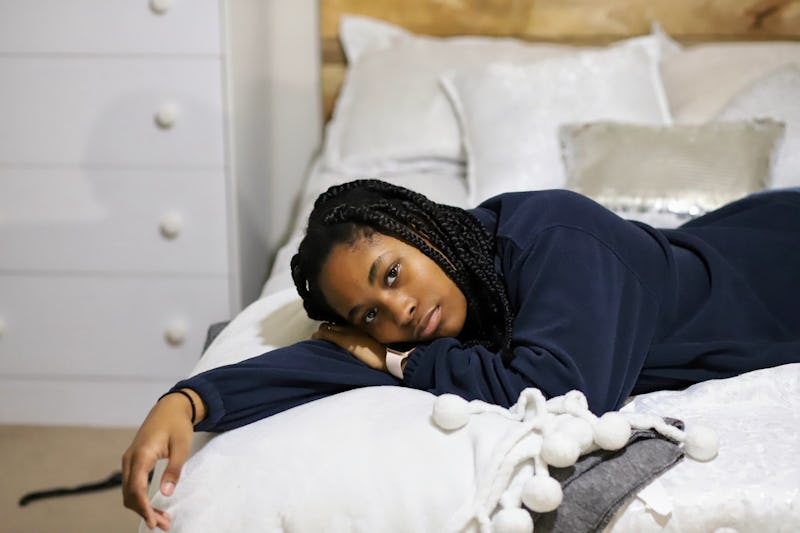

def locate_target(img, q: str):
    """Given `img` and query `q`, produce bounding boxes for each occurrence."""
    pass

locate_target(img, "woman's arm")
[168,339,398,432]
[122,340,398,528]
[285,221,667,415]
[403,225,667,414]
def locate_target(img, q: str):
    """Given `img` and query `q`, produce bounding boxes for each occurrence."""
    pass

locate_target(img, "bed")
[139,1,800,532]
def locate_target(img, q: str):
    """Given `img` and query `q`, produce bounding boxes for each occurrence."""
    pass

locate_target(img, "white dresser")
[0,0,243,426]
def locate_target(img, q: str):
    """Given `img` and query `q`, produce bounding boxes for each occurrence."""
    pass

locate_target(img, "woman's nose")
[385,294,416,326]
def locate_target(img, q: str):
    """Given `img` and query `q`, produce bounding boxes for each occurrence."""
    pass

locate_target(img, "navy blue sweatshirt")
[173,190,800,432]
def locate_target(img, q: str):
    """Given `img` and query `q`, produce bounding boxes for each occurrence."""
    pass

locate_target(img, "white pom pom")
[683,425,719,461]
[563,390,589,410]
[594,412,631,450]
[521,475,563,513]
[557,416,594,452]
[540,431,580,468]
[432,394,471,430]
[491,507,533,533]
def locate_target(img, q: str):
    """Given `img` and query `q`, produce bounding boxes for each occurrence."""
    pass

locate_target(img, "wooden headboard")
[320,0,800,120]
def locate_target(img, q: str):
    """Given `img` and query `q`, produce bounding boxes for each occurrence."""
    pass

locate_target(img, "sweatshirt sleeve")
[169,340,398,432]
[402,225,666,414]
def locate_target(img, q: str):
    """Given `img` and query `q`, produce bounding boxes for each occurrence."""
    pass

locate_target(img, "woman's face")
[317,232,467,345]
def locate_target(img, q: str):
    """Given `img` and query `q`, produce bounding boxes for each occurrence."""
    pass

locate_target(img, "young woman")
[123,180,800,530]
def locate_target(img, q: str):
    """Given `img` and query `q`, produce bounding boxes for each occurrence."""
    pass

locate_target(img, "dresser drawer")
[0,167,229,273]
[0,376,177,426]
[0,274,230,379]
[0,56,225,167]
[0,0,221,55]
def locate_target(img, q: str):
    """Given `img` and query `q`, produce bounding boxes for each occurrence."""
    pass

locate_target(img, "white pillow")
[148,387,516,533]
[441,43,671,205]
[262,162,472,298]
[661,42,800,124]
[146,383,699,533]
[323,15,678,177]
[290,160,471,235]
[715,66,800,189]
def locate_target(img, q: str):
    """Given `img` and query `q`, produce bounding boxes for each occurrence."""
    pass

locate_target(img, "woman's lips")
[417,305,441,339]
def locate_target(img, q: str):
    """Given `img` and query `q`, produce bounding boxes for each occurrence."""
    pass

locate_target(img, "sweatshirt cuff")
[169,374,225,432]
[400,346,429,388]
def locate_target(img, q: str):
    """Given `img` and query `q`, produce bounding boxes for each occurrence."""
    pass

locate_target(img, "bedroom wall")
[225,0,323,305]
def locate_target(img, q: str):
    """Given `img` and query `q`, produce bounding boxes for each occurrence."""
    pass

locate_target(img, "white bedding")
[614,364,800,532]
[141,286,800,533]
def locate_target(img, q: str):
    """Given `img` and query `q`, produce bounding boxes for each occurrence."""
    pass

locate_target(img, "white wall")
[223,0,323,308]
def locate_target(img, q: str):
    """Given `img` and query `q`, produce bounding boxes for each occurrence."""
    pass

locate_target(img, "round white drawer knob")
[149,0,173,15]
[164,320,187,347]
[154,103,179,129]
[159,212,183,239]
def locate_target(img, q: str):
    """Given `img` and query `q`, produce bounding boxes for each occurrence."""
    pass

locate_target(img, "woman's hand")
[122,390,201,531]
[312,322,387,371]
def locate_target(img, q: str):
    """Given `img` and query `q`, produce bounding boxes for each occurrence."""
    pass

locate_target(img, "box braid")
[291,179,514,357]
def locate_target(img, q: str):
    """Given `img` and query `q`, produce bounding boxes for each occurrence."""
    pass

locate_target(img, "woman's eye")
[386,264,399,286]
[363,308,378,325]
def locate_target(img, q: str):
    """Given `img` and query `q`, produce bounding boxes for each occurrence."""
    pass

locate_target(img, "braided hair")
[290,179,514,356]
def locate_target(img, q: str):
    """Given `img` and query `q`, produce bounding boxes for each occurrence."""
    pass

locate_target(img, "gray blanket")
[534,420,684,532]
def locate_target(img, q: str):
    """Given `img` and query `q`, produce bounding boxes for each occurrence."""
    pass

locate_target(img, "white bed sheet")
[613,364,800,532]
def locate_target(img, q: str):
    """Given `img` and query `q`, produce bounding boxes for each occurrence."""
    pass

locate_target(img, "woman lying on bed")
[123,179,800,530]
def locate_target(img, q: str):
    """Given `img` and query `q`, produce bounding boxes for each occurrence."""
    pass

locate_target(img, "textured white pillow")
[146,382,704,533]
[442,43,671,205]
[323,15,678,176]
[290,161,471,235]
[146,386,535,533]
[661,42,800,124]
[716,66,800,189]
[560,120,785,221]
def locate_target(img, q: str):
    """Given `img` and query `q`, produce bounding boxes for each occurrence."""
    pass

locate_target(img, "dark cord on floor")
[18,470,152,506]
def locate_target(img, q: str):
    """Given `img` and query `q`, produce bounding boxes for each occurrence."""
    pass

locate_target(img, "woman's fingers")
[121,395,193,528]
[153,508,172,531]
[312,323,387,370]
[122,448,159,528]
[160,434,190,496]
[122,447,177,530]
[311,322,340,342]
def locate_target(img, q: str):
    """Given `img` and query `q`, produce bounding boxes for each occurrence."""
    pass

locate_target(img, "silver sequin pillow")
[559,120,785,219]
